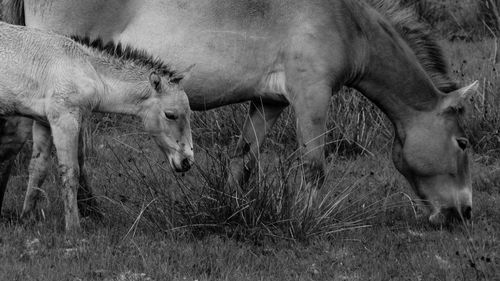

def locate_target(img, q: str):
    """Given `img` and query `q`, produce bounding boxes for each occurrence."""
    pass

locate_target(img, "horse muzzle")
[171,155,193,173]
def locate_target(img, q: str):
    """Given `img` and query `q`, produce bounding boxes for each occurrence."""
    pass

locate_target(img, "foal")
[0,22,194,232]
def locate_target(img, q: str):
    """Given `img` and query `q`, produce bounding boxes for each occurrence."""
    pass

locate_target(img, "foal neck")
[96,77,151,115]
[74,41,162,115]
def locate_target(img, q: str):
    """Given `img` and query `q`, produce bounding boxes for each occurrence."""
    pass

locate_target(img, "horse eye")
[456,138,469,151]
[164,112,178,120]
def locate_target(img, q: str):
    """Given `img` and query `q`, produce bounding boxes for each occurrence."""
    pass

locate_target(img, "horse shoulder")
[44,65,99,118]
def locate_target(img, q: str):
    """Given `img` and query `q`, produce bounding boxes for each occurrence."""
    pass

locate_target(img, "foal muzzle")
[169,152,194,173]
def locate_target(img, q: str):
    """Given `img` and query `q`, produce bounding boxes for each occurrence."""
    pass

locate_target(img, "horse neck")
[96,74,150,116]
[72,44,153,115]
[350,23,441,132]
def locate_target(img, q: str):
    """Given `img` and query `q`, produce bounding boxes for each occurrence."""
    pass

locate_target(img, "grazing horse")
[0,0,477,224]
[0,22,194,231]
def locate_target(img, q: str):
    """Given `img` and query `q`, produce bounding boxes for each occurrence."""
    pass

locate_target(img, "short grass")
[1,40,500,280]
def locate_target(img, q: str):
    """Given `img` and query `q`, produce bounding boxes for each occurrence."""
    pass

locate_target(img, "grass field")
[1,38,500,280]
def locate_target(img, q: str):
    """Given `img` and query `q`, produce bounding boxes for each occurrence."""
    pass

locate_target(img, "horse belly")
[24,0,134,40]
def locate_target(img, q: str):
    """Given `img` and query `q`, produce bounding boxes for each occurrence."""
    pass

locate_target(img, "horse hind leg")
[0,117,33,215]
[21,121,52,220]
[227,100,286,192]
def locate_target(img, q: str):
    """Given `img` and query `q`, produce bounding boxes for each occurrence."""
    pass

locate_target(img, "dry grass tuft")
[99,134,392,242]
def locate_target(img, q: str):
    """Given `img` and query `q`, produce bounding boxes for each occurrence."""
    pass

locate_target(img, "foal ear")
[440,81,479,113]
[170,64,195,86]
[149,71,162,92]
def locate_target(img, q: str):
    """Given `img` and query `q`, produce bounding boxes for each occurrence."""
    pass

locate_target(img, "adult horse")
[1,0,477,224]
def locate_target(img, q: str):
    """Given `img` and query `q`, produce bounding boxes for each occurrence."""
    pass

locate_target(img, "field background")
[1,1,500,280]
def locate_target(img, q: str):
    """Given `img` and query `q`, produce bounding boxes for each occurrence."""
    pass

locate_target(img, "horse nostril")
[462,206,472,220]
[181,158,191,170]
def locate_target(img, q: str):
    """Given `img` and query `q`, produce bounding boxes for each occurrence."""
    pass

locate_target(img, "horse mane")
[366,0,459,93]
[71,35,176,77]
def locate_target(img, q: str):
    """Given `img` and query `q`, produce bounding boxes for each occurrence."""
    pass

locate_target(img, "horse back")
[16,1,431,110]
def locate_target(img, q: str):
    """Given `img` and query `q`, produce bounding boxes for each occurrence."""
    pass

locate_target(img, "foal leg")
[48,112,82,232]
[0,117,33,213]
[76,129,99,218]
[21,121,52,219]
[21,122,97,219]
[228,101,286,190]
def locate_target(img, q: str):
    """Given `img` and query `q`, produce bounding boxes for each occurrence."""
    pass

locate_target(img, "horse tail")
[2,0,25,25]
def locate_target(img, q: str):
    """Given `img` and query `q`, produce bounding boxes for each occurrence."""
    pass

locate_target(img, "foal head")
[392,81,478,225]
[141,68,193,172]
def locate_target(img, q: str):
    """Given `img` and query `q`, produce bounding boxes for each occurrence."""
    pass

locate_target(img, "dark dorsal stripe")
[367,0,459,93]
[71,35,176,77]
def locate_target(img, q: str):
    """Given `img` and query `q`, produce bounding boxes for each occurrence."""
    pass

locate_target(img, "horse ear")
[149,71,162,92]
[440,81,479,113]
[170,64,195,86]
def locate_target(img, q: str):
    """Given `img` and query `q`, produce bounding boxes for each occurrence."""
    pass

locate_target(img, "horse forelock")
[365,0,459,93]
[70,35,176,77]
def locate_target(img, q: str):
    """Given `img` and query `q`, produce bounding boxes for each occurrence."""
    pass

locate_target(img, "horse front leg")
[21,121,52,220]
[48,111,82,232]
[289,81,332,209]
[283,34,338,210]
[0,117,33,214]
[23,122,99,219]
[296,86,331,200]
[228,101,286,191]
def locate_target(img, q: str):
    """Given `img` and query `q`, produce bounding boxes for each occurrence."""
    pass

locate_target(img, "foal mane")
[366,0,458,93]
[71,35,176,77]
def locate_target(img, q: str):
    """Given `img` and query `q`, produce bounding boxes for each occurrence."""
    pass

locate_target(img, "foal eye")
[164,112,178,120]
[456,138,469,151]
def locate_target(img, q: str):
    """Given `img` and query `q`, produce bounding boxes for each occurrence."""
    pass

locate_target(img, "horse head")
[392,81,478,224]
[142,67,194,172]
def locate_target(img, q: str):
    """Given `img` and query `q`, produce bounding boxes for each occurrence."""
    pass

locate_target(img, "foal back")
[0,23,100,118]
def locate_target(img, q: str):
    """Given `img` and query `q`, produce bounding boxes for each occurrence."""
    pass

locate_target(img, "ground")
[0,41,499,280]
